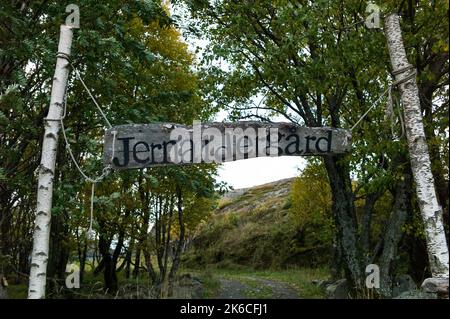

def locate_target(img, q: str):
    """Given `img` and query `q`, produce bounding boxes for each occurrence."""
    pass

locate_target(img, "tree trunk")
[0,198,13,277]
[123,227,134,279]
[134,172,150,279]
[406,235,430,283]
[80,239,87,284]
[418,53,449,225]
[324,155,363,290]
[93,258,105,276]
[360,191,381,258]
[28,25,73,299]
[132,248,141,279]
[98,234,117,293]
[0,198,12,258]
[330,232,343,280]
[143,248,157,284]
[47,210,70,294]
[76,228,88,284]
[123,244,132,279]
[160,200,174,298]
[168,186,185,294]
[385,14,449,277]
[378,166,412,297]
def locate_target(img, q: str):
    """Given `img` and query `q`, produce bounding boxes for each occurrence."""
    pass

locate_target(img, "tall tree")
[1,0,219,297]
[177,0,449,295]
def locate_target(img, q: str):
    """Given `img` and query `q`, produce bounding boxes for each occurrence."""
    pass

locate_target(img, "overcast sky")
[216,157,305,189]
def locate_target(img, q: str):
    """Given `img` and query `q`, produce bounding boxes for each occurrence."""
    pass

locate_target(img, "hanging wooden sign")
[103,122,352,170]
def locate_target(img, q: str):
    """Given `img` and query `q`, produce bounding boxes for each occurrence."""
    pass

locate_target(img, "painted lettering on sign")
[103,121,351,170]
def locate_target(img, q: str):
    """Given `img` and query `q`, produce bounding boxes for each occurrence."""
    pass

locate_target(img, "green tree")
[0,0,220,297]
[177,0,448,295]
[289,161,334,249]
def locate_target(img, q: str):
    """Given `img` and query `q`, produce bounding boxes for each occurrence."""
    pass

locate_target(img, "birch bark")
[28,25,73,299]
[384,14,449,278]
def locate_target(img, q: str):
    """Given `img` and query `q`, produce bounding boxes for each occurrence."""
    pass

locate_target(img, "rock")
[421,277,449,298]
[392,276,448,299]
[326,279,349,299]
[392,274,417,297]
[311,279,320,285]
[312,279,334,289]
[394,290,437,299]
[320,280,335,289]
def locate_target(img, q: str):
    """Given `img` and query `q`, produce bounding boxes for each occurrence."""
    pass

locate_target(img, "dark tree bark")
[134,171,150,279]
[47,209,70,294]
[0,190,15,273]
[98,232,116,293]
[330,232,343,280]
[143,248,157,284]
[101,208,129,293]
[378,165,412,297]
[406,235,431,283]
[360,192,382,259]
[132,247,141,279]
[75,227,88,284]
[324,155,363,290]
[123,240,133,279]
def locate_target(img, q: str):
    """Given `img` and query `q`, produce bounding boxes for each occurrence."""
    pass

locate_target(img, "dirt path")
[217,276,299,299]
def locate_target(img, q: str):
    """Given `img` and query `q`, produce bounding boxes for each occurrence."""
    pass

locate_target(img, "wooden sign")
[103,122,352,170]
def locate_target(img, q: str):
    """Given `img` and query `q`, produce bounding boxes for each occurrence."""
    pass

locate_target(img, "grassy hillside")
[182,178,331,270]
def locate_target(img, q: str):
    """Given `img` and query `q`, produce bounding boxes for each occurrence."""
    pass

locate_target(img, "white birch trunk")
[384,14,449,278]
[28,25,73,299]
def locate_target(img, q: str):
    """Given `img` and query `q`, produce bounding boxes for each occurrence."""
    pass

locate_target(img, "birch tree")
[384,14,449,278]
[28,25,73,299]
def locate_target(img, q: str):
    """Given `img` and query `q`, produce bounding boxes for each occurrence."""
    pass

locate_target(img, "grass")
[185,178,313,271]
[193,269,221,298]
[5,283,27,299]
[181,265,328,299]
[5,266,154,299]
[7,265,328,299]
[217,198,234,210]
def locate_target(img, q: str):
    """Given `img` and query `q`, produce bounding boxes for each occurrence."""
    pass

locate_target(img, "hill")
[182,178,331,269]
